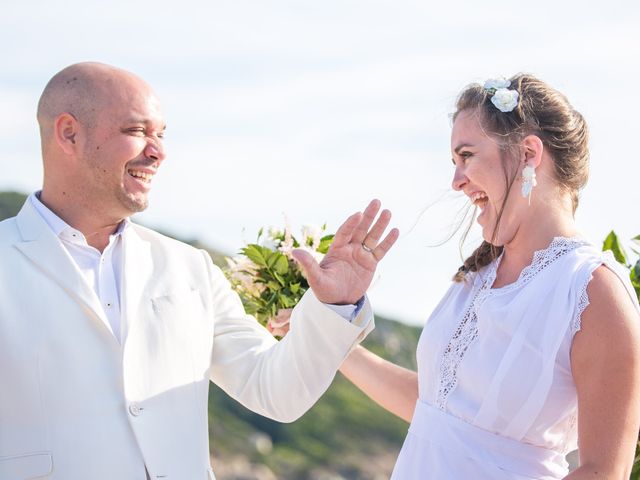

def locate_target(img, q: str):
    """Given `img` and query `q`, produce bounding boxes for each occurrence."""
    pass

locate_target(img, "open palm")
[292,199,399,305]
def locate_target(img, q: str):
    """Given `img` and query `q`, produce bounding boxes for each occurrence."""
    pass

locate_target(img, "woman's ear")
[53,112,80,155]
[521,135,544,169]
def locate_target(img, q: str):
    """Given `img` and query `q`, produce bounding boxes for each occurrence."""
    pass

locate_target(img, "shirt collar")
[29,191,130,244]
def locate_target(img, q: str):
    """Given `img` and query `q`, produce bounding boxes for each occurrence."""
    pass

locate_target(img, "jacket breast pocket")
[0,452,53,479]
[147,288,210,383]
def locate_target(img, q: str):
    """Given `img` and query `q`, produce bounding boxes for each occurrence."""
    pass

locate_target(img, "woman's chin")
[478,215,494,244]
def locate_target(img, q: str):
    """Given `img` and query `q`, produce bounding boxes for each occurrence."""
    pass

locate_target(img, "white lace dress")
[391,237,640,479]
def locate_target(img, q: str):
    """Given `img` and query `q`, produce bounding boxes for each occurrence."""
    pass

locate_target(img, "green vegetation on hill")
[0,191,27,219]
[208,315,418,479]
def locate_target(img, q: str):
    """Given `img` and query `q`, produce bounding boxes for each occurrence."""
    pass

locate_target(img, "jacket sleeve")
[202,250,374,422]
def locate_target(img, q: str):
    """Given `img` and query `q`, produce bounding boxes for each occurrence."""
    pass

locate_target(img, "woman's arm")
[340,345,418,422]
[565,266,640,479]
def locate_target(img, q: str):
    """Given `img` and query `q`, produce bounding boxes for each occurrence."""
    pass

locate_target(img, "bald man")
[0,63,399,479]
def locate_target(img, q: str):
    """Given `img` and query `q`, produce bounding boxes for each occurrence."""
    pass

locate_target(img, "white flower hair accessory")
[484,77,519,113]
[483,77,511,90]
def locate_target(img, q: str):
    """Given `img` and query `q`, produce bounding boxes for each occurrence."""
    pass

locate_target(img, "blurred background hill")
[1,190,419,479]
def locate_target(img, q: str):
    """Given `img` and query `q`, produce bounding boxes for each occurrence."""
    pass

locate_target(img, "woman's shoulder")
[572,264,640,377]
[568,239,640,336]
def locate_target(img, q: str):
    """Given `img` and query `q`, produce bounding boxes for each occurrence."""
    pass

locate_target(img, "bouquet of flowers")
[224,222,334,336]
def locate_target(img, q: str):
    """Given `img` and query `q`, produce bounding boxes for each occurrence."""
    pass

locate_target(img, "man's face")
[78,77,166,221]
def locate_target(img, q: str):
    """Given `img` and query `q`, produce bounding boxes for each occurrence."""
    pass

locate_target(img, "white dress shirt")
[30,192,127,342]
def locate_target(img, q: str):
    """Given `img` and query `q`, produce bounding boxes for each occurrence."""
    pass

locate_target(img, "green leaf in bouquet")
[274,254,289,275]
[266,280,281,292]
[631,259,640,287]
[242,244,269,267]
[264,291,278,308]
[632,234,640,245]
[265,251,287,275]
[602,230,629,266]
[318,234,335,254]
[266,252,278,268]
[272,271,286,287]
[257,227,264,242]
[278,293,294,308]
[290,282,301,294]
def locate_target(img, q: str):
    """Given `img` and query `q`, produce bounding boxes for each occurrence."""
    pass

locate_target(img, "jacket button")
[129,403,143,416]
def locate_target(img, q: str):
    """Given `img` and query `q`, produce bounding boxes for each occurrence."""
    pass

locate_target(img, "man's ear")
[521,134,544,169]
[54,113,80,155]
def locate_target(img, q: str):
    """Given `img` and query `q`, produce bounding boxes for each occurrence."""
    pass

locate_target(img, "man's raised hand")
[291,199,399,305]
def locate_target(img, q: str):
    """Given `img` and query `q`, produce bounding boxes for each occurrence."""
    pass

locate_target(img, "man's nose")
[144,138,165,162]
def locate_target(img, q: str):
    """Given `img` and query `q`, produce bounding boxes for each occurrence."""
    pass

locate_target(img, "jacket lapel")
[14,200,115,338]
[120,225,153,348]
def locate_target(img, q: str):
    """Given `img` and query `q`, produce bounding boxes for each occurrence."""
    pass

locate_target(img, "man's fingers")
[330,212,363,249]
[350,199,381,245]
[361,209,391,248]
[291,248,323,284]
[372,228,400,261]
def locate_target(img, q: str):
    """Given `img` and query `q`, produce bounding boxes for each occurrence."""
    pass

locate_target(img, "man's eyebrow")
[125,118,167,130]
[453,143,474,154]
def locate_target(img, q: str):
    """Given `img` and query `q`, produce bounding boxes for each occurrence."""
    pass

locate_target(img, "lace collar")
[477,236,590,299]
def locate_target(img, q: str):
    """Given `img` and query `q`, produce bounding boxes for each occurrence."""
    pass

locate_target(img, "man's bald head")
[36,62,151,143]
[37,62,166,231]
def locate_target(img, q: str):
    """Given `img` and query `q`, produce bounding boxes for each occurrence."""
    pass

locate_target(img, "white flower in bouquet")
[268,227,283,240]
[301,224,322,250]
[260,228,282,251]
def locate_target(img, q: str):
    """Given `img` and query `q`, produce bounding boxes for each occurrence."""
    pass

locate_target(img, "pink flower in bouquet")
[267,308,292,337]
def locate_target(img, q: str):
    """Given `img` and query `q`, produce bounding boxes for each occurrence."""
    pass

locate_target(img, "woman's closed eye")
[460,151,473,161]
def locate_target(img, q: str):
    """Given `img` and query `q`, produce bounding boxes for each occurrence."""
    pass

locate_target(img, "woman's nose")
[451,167,467,191]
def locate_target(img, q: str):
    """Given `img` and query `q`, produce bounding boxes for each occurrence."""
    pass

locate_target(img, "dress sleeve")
[571,251,640,338]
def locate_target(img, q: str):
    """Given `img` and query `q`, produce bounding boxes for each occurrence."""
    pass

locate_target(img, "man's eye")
[127,128,145,135]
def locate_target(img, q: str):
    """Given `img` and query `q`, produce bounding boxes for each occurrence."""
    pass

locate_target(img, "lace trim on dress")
[490,237,590,295]
[436,264,498,410]
[436,236,588,411]
[571,274,592,336]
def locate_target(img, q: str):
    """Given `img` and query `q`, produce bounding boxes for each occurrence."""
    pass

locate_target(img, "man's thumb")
[291,249,322,284]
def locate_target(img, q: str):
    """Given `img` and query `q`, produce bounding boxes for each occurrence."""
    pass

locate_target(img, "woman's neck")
[493,204,579,288]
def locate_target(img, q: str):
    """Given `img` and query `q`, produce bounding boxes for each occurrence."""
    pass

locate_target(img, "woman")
[341,74,640,479]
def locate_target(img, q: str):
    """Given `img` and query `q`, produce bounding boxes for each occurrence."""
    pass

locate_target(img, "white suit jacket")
[0,200,373,480]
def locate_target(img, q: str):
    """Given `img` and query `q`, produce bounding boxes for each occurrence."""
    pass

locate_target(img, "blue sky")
[2,0,639,325]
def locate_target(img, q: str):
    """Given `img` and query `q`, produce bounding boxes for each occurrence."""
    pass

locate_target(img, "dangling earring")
[521,164,537,205]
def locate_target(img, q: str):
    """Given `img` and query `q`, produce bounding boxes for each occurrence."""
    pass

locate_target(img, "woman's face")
[450,109,524,246]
